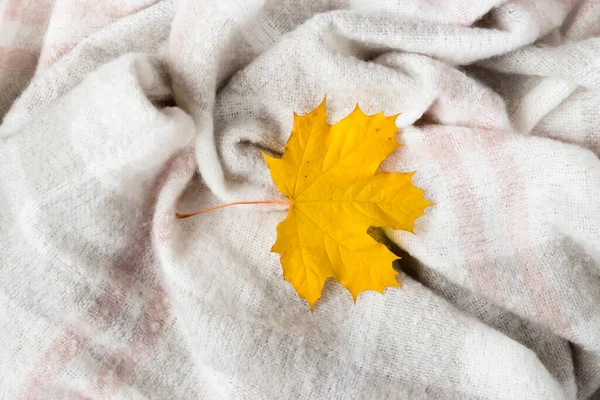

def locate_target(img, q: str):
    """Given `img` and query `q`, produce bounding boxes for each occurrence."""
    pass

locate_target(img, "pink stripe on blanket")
[2,0,54,24]
[17,149,193,398]
[492,139,571,335]
[422,126,570,334]
[94,287,171,397]
[424,127,507,303]
[38,43,76,68]
[17,327,92,400]
[3,0,27,21]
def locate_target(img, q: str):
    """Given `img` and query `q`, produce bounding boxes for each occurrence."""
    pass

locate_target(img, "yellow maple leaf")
[263,99,432,310]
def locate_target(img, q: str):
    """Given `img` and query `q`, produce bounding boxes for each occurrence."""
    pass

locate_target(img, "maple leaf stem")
[175,200,292,219]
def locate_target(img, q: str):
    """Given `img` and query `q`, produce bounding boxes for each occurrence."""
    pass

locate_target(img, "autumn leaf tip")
[262,151,274,163]
[305,297,318,312]
[420,194,435,208]
[317,96,327,109]
[372,287,385,295]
